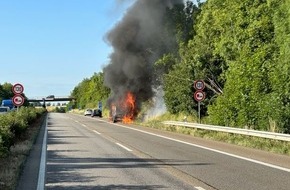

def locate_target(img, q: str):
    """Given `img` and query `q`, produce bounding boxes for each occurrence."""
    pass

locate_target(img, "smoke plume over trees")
[103,0,183,113]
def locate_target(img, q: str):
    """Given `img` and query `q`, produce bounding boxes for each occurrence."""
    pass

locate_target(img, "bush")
[0,114,15,157]
[0,107,46,157]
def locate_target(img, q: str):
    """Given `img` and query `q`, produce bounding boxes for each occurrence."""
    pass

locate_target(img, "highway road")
[20,113,290,190]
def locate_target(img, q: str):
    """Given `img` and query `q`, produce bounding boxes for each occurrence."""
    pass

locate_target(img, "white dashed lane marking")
[93,130,101,135]
[116,143,133,152]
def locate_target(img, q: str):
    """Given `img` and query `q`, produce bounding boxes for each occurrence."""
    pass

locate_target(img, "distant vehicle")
[46,95,55,100]
[84,109,93,116]
[0,106,10,114]
[1,99,14,110]
[91,109,102,117]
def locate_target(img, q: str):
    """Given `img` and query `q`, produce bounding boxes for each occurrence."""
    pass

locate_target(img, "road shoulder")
[16,115,47,190]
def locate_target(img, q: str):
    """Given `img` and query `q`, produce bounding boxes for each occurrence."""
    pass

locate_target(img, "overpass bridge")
[28,96,75,102]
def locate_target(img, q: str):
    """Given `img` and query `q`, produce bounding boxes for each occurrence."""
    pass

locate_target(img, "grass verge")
[0,113,46,190]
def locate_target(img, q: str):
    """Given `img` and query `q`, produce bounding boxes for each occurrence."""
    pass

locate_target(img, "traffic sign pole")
[193,80,206,123]
[12,83,25,110]
[193,90,205,124]
[198,101,200,124]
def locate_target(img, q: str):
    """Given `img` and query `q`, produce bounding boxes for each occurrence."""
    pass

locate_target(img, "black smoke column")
[103,0,183,116]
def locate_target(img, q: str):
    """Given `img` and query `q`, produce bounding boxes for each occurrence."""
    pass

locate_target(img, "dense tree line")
[0,83,15,103]
[161,0,290,133]
[69,72,110,109]
[72,0,290,133]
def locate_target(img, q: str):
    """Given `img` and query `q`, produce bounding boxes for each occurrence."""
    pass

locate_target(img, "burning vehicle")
[110,105,123,123]
[109,92,137,123]
[103,0,181,123]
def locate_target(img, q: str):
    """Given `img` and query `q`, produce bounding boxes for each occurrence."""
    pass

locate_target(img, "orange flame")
[122,92,136,123]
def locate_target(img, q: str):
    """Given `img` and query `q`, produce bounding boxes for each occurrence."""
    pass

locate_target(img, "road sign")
[12,94,25,106]
[12,83,24,94]
[193,80,205,90]
[194,90,206,102]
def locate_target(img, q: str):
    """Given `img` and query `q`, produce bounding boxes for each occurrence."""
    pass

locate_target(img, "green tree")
[0,84,4,103]
[1,83,14,99]
[162,0,225,116]
[160,1,204,115]
[270,0,290,133]
[163,60,195,114]
[70,72,110,109]
[207,0,279,131]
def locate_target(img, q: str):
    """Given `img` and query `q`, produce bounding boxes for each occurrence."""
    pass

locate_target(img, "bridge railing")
[27,96,75,102]
[162,121,290,142]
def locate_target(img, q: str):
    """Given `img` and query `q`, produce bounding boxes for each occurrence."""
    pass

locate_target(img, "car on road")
[84,109,93,116]
[110,105,123,122]
[0,106,10,114]
[91,109,102,117]
[46,95,55,100]
[112,113,123,123]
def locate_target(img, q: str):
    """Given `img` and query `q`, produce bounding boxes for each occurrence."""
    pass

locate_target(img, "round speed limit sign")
[12,83,24,94]
[194,90,206,102]
[193,80,205,90]
[12,94,25,106]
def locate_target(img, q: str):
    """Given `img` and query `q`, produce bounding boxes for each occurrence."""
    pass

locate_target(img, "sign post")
[198,101,200,124]
[12,83,25,110]
[193,80,206,123]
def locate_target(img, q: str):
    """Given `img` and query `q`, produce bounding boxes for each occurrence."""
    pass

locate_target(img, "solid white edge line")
[116,143,133,152]
[93,130,101,135]
[37,115,48,190]
[195,187,206,190]
[95,119,290,173]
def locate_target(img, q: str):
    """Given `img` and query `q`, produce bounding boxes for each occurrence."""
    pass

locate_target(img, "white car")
[0,106,10,114]
[84,109,93,116]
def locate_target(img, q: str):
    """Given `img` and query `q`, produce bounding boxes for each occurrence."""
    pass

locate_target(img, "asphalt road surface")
[18,113,290,190]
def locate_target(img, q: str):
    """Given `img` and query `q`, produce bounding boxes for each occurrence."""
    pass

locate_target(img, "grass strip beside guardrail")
[163,121,290,142]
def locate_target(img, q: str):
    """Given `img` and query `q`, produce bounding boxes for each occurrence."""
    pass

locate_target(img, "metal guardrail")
[162,121,290,142]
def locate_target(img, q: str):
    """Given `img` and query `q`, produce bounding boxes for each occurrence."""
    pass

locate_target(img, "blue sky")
[0,0,133,98]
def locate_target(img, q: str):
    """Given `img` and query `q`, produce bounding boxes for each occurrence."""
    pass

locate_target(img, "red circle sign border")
[193,80,205,91]
[194,90,206,102]
[12,94,25,106]
[12,83,24,95]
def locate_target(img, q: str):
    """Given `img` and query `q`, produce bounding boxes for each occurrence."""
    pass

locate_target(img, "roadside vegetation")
[0,107,46,190]
[137,112,290,156]
[2,0,290,189]
[69,0,290,134]
[68,0,290,155]
[67,72,110,110]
